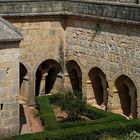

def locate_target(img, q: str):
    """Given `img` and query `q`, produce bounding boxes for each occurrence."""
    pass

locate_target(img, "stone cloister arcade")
[0,0,140,137]
[19,59,138,119]
[35,59,62,96]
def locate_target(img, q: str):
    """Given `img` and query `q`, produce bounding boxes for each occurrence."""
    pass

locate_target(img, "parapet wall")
[0,0,139,23]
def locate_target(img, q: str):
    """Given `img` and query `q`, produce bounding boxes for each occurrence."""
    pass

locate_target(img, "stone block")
[49,30,56,36]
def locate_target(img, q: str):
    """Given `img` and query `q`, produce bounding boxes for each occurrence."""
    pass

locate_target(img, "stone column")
[137,96,140,118]
[82,82,87,99]
[39,73,48,96]
[86,80,94,100]
[52,72,63,93]
[27,73,36,106]
[20,75,29,102]
[129,87,137,118]
[86,79,96,105]
[64,72,72,92]
[107,81,118,111]
[81,73,88,99]
[101,79,108,108]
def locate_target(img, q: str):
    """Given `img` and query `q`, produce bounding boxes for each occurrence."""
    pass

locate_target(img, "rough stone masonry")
[0,17,22,137]
[0,0,140,137]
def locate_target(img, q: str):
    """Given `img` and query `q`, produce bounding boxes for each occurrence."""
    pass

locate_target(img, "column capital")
[23,75,29,81]
[57,72,63,78]
[42,73,48,80]
[86,80,92,84]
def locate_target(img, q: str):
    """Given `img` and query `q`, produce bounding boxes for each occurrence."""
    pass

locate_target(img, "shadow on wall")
[20,63,28,102]
[19,104,27,133]
[66,60,82,97]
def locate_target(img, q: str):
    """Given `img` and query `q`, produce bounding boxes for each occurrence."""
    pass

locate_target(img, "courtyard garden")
[3,92,140,140]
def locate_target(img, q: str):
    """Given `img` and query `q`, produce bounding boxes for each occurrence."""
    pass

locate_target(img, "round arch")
[33,57,62,77]
[35,59,62,96]
[88,67,108,107]
[115,75,137,118]
[112,70,139,91]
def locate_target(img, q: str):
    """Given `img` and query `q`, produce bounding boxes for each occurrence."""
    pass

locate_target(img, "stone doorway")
[20,63,28,102]
[115,75,137,118]
[66,60,82,96]
[88,67,108,108]
[35,59,62,96]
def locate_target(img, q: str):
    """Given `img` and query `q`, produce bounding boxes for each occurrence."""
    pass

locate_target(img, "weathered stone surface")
[65,16,140,117]
[0,17,21,138]
[0,1,139,23]
[0,0,140,137]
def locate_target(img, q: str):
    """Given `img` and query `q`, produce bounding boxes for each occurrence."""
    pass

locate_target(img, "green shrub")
[48,93,64,105]
[83,105,107,119]
[59,91,86,121]
[36,96,59,130]
[84,105,126,121]
[60,116,124,129]
[48,93,125,129]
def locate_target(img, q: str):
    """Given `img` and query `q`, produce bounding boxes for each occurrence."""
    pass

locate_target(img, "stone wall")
[65,16,140,117]
[70,0,138,4]
[6,16,65,105]
[0,42,19,137]
[5,14,140,118]
[0,0,139,138]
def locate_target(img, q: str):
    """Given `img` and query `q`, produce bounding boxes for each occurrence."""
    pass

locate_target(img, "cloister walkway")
[19,100,44,134]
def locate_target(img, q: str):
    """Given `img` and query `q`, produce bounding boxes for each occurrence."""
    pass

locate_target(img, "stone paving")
[20,100,43,134]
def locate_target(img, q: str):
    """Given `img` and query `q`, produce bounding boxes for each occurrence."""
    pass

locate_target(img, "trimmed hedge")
[60,107,126,129]
[48,93,126,129]
[11,119,140,140]
[3,93,140,140]
[36,96,59,130]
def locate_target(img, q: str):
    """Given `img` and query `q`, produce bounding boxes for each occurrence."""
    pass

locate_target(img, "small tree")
[60,91,86,121]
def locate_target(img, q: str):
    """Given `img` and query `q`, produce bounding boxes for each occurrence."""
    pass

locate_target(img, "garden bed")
[2,93,140,140]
